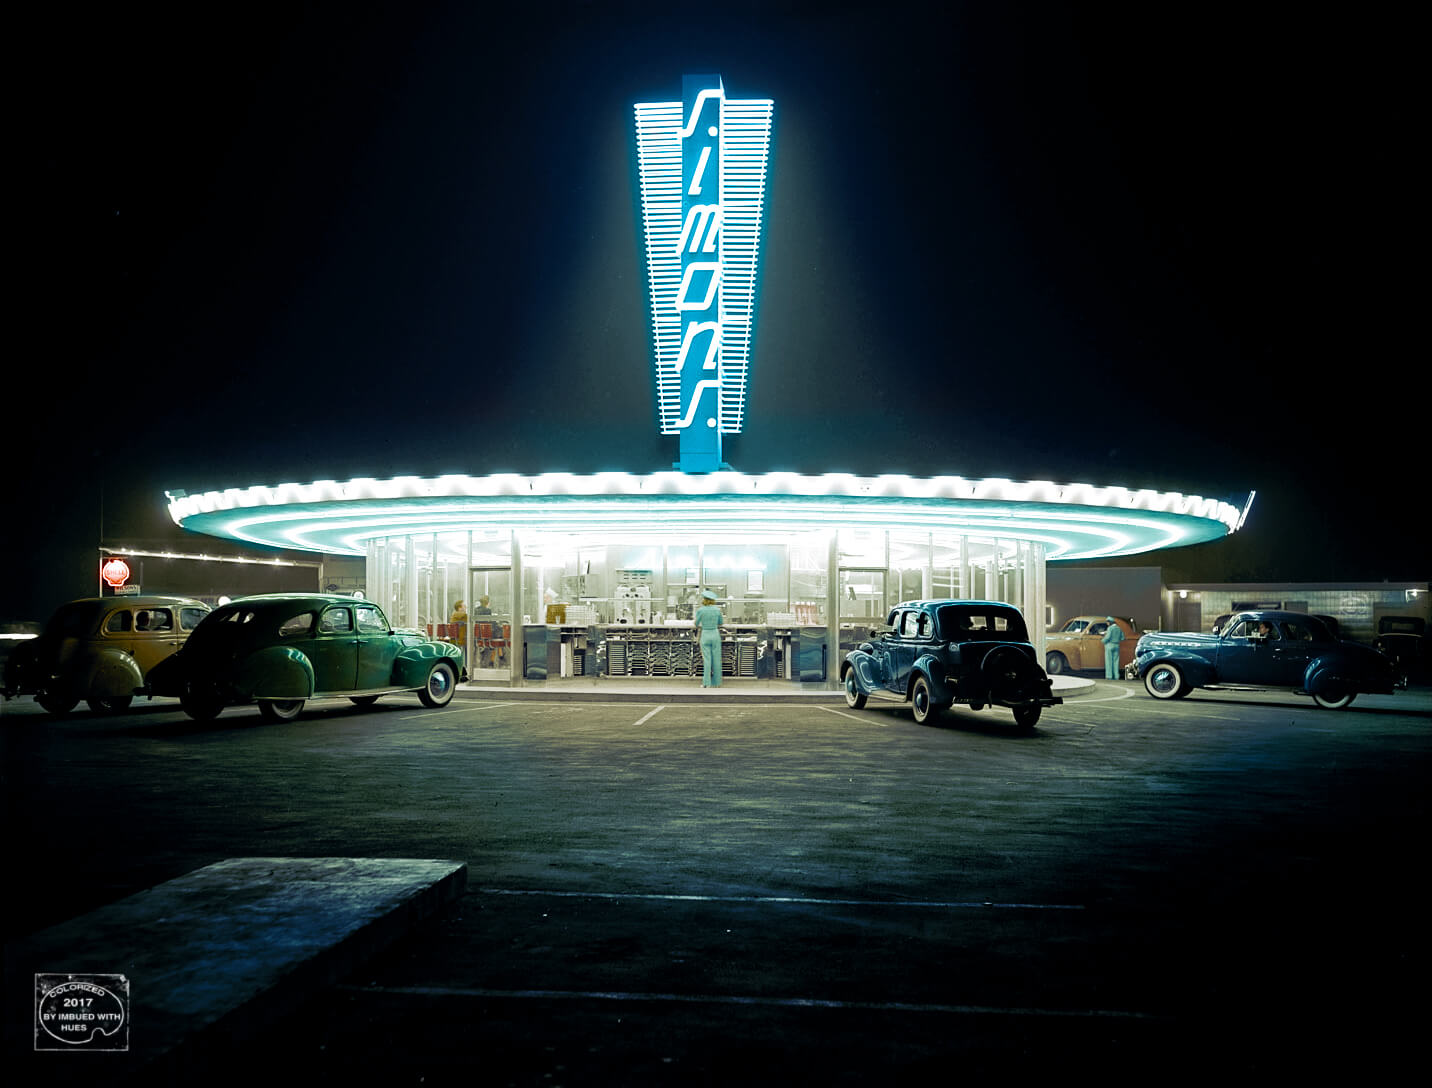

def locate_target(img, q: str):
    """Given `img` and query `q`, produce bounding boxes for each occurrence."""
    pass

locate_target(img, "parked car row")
[5,592,1408,724]
[3,593,465,721]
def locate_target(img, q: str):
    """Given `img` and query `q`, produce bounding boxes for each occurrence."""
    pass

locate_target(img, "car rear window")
[180,607,208,630]
[936,605,1028,642]
[105,610,132,633]
[279,612,316,638]
[135,608,174,632]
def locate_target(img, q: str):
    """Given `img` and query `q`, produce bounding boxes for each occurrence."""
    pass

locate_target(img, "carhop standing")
[694,589,725,688]
[1102,616,1126,679]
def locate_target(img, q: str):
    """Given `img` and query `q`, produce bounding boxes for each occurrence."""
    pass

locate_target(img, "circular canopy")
[166,472,1249,562]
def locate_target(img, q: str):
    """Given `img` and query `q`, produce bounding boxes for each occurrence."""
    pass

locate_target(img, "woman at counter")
[694,590,724,688]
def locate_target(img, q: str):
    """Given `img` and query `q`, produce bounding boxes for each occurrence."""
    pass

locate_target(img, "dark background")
[9,2,1423,621]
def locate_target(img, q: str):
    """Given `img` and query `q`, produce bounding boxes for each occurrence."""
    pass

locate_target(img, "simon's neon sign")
[635,75,772,473]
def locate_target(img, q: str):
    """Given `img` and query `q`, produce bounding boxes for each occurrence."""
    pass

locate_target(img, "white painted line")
[816,705,888,725]
[477,888,1084,911]
[342,983,1156,1021]
[633,705,666,727]
[397,702,521,719]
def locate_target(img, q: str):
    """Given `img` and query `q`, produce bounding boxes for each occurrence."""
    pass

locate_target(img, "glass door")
[839,568,888,623]
[469,567,513,681]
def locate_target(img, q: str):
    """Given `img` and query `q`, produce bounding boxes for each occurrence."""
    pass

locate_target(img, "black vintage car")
[840,600,1061,728]
[1134,610,1400,709]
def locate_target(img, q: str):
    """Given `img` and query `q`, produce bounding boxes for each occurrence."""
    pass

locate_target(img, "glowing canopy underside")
[166,473,1248,562]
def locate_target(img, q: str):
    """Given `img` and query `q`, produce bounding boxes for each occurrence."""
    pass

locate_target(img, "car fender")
[1044,638,1088,669]
[78,648,145,699]
[236,646,315,700]
[1302,653,1390,697]
[841,650,883,695]
[391,642,464,688]
[912,653,955,704]
[1136,649,1217,686]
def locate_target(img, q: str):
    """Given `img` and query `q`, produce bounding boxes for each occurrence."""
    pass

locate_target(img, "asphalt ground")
[3,683,1429,1083]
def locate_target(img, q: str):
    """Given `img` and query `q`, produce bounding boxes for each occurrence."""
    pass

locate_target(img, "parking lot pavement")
[3,689,1429,1081]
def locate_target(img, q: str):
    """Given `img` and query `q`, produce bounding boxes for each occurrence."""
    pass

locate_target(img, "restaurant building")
[162,75,1250,686]
[165,473,1247,686]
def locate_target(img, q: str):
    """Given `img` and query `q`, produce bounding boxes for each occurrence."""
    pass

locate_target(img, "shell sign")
[100,557,132,589]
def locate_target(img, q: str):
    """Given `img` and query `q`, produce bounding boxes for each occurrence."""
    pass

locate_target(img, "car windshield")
[936,605,1028,642]
[1059,619,1090,633]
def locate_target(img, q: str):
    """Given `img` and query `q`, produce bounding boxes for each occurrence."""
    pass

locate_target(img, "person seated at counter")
[448,600,467,645]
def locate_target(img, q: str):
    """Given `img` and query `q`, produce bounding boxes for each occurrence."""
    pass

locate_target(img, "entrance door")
[839,569,887,622]
[469,567,513,680]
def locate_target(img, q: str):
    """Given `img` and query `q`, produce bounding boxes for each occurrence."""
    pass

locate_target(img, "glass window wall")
[366,525,1047,682]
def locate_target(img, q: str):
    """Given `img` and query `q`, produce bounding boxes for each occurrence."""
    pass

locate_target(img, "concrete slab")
[7,857,465,1080]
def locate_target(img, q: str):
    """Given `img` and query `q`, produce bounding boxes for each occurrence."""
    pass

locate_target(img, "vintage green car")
[3,595,212,715]
[147,593,465,722]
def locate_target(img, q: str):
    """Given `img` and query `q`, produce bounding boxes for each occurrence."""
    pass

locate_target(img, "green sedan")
[148,593,465,722]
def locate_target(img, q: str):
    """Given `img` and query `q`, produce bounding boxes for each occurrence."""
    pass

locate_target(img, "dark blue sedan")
[1134,610,1400,709]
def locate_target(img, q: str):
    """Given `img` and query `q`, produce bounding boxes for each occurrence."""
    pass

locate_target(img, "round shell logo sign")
[100,557,132,589]
[35,974,129,1051]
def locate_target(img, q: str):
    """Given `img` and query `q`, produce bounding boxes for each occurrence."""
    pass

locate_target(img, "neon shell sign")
[635,75,773,473]
[101,557,132,589]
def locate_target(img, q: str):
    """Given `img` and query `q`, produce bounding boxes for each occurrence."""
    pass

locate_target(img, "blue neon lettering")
[678,205,721,254]
[675,321,720,374]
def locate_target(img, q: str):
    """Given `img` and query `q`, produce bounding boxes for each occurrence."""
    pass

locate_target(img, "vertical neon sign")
[635,75,772,472]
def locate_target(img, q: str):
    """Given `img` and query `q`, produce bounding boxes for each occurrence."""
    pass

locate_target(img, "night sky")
[9,2,1423,621]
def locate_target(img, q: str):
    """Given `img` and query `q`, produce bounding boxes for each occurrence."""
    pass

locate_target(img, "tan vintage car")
[1044,615,1141,675]
[2,595,211,714]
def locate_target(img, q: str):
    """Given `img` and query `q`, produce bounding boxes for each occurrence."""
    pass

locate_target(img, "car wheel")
[87,696,134,713]
[843,670,868,709]
[36,691,79,716]
[349,695,381,706]
[910,675,941,724]
[1143,662,1189,700]
[1045,652,1068,675]
[258,699,305,722]
[1013,704,1041,729]
[180,692,225,721]
[418,661,457,708]
[1311,688,1356,710]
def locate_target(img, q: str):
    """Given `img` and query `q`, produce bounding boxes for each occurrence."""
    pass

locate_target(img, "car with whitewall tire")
[147,593,465,722]
[1134,610,1399,709]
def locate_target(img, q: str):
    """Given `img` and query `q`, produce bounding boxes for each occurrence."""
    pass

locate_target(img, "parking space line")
[633,705,666,727]
[816,705,891,725]
[397,702,520,719]
[341,983,1155,1020]
[477,888,1084,911]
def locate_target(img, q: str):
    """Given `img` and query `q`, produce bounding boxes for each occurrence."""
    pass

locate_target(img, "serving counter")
[520,623,835,682]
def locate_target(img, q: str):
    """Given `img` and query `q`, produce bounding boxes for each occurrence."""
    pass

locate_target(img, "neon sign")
[635,75,773,472]
[101,557,131,589]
